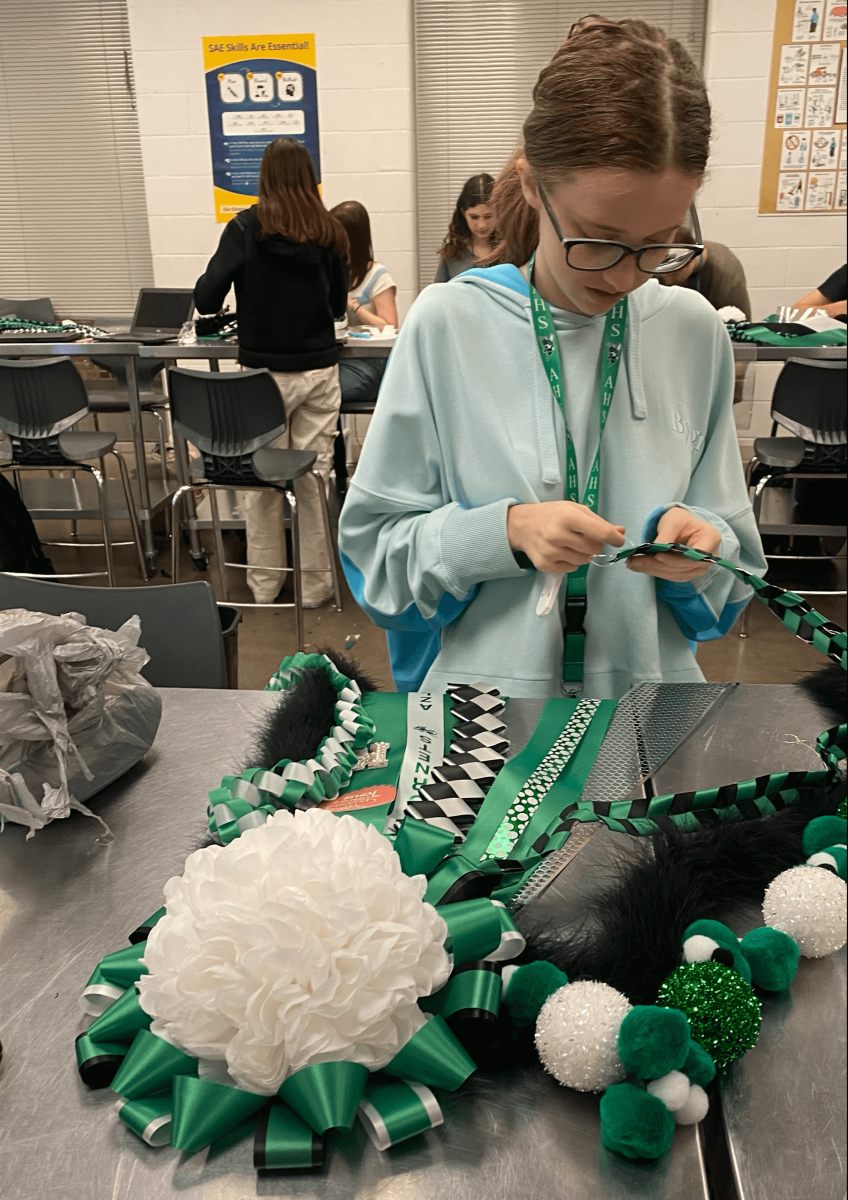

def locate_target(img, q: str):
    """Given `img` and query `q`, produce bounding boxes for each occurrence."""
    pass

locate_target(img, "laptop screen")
[132,289,194,331]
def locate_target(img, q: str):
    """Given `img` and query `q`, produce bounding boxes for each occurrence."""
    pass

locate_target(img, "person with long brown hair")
[339,18,765,697]
[194,138,349,607]
[434,173,497,281]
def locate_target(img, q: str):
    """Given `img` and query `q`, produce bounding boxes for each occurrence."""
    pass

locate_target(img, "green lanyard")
[527,254,627,691]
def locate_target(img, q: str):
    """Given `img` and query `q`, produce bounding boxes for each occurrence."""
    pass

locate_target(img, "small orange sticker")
[319,785,396,812]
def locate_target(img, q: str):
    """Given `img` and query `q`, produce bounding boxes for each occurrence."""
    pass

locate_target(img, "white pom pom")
[647,1070,691,1112]
[535,980,631,1093]
[682,935,720,964]
[763,866,847,958]
[675,1084,710,1126]
[717,305,747,323]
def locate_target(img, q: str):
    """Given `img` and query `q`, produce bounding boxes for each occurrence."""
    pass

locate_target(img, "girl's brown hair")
[329,200,373,289]
[256,138,348,255]
[439,173,496,261]
[488,17,711,266]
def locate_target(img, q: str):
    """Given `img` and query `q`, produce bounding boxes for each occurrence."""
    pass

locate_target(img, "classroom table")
[0,682,843,1200]
[0,339,392,573]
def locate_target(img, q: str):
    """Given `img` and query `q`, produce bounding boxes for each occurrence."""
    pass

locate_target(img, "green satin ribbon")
[75,1031,127,1088]
[86,986,150,1044]
[394,817,455,877]
[383,1015,476,1089]
[254,1101,323,1170]
[358,1081,442,1150]
[111,1029,197,1099]
[278,1061,369,1134]
[116,1092,173,1146]
[431,962,502,1023]
[93,943,148,989]
[129,907,166,944]
[170,1076,266,1156]
[441,898,504,964]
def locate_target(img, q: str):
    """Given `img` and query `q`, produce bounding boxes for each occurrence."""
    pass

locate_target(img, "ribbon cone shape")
[170,1076,267,1156]
[111,1029,198,1100]
[357,1081,443,1151]
[278,1061,369,1134]
[254,1102,324,1171]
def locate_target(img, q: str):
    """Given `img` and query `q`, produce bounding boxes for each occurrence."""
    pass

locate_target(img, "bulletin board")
[759,0,846,213]
[202,34,320,222]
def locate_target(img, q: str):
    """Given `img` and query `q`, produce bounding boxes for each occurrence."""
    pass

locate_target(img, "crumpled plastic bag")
[0,608,162,838]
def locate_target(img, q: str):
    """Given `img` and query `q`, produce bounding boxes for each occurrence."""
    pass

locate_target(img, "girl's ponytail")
[487,18,710,267]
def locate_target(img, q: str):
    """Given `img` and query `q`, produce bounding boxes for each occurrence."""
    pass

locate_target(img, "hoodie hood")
[239,206,327,265]
[454,263,680,420]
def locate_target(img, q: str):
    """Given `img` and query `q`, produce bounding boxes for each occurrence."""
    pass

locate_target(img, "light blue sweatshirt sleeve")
[337,292,527,687]
[642,324,767,642]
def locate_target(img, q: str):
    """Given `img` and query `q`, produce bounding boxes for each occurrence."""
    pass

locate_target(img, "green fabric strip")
[358,1081,440,1149]
[440,963,502,1021]
[116,1091,173,1146]
[255,1101,322,1170]
[340,691,408,793]
[278,1061,369,1134]
[461,698,578,862]
[110,1028,197,1100]
[170,1076,266,1155]
[383,1014,476,1090]
[87,986,150,1044]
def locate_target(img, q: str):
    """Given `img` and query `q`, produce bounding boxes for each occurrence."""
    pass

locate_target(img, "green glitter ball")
[657,961,762,1070]
[837,798,847,821]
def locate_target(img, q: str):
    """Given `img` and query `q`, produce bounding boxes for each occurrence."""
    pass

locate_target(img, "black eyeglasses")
[538,185,705,276]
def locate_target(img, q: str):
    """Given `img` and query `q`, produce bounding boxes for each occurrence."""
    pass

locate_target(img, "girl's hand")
[626,507,721,581]
[507,501,625,574]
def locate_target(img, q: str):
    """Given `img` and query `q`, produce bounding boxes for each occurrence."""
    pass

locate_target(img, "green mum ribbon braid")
[207,654,376,842]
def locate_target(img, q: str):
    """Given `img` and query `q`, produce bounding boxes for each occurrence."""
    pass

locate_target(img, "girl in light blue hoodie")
[339,18,766,699]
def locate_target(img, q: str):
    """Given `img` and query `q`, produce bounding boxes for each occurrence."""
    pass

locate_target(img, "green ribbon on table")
[357,1080,443,1150]
[75,1031,128,1089]
[170,1076,267,1156]
[382,1015,476,1089]
[86,985,150,1044]
[278,1061,369,1134]
[129,907,166,945]
[254,1102,324,1171]
[111,1029,197,1099]
[80,943,149,1016]
[116,1092,173,1146]
[428,962,503,1025]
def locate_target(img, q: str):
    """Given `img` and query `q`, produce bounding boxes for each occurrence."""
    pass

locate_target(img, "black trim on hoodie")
[193,206,349,372]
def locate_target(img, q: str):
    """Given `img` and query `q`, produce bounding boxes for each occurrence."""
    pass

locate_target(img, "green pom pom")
[740,926,800,991]
[837,798,847,821]
[682,1040,716,1088]
[802,816,848,858]
[658,962,761,1070]
[504,961,569,1027]
[600,1082,675,1160]
[617,1005,690,1079]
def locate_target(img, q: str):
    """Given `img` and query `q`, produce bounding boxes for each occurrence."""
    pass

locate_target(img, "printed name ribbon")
[528,543,847,858]
[75,814,525,1165]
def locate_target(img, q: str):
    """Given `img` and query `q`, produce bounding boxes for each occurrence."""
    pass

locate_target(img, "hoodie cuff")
[439,498,527,597]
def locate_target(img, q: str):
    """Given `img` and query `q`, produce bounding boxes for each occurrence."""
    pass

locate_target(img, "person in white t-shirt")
[329,201,399,486]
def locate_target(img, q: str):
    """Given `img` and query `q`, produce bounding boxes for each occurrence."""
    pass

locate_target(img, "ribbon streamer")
[254,1101,324,1171]
[115,1093,173,1147]
[357,1081,443,1150]
[111,1029,198,1099]
[278,1061,370,1134]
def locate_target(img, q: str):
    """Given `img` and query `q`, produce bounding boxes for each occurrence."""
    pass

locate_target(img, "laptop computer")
[98,287,195,343]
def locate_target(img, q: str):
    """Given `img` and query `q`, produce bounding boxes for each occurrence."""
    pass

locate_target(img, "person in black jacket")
[194,138,349,606]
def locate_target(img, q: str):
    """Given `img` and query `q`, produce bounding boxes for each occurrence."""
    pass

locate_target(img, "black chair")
[87,355,170,488]
[0,575,241,689]
[742,357,846,636]
[167,366,342,651]
[0,297,57,323]
[0,357,145,584]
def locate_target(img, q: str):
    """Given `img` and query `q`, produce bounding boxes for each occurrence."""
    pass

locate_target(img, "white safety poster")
[760,0,846,213]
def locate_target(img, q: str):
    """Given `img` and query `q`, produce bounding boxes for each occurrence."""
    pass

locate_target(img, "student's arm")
[352,287,398,329]
[628,323,767,640]
[792,265,848,318]
[193,219,245,314]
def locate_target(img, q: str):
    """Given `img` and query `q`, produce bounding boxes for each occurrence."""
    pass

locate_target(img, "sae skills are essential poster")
[202,34,319,222]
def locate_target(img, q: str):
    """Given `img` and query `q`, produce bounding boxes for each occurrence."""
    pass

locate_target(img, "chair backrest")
[0,357,89,441]
[0,296,57,323]
[0,576,233,688]
[771,358,847,446]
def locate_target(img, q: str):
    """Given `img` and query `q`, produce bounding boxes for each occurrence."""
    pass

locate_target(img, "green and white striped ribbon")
[208,654,376,842]
[481,699,601,860]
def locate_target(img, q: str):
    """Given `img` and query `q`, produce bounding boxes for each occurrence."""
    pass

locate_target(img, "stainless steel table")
[0,685,843,1199]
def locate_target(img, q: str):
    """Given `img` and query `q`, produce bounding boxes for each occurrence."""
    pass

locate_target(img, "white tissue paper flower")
[137,808,450,1094]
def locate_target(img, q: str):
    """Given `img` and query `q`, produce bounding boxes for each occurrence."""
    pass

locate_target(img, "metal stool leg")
[89,465,115,586]
[170,483,194,585]
[738,600,752,639]
[208,486,229,601]
[313,468,343,612]
[110,448,147,580]
[287,486,305,651]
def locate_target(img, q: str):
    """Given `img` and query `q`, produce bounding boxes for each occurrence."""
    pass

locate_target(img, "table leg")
[125,353,156,569]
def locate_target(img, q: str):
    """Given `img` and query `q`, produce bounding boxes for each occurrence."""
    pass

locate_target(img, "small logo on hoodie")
[672,411,705,451]
[606,342,622,365]
[540,335,555,356]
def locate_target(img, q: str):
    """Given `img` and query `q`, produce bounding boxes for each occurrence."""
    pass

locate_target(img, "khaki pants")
[242,365,341,604]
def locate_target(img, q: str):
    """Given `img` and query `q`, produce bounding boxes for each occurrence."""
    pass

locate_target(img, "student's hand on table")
[507,501,625,574]
[626,506,721,581]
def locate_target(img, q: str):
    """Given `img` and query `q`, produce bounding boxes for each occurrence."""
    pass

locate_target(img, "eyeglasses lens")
[566,242,626,271]
[642,247,695,273]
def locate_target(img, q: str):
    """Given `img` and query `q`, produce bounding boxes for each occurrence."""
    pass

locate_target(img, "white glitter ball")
[535,980,632,1093]
[763,866,847,958]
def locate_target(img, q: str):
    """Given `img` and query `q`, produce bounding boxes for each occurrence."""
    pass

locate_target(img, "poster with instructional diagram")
[759,0,846,212]
[202,34,320,222]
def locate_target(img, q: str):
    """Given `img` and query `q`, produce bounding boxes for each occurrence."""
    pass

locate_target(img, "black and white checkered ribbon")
[406,683,507,842]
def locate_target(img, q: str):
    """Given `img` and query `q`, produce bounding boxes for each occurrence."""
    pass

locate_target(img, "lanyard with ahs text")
[527,254,627,692]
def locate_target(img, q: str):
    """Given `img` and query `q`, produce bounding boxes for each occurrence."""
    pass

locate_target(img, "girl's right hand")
[507,501,625,574]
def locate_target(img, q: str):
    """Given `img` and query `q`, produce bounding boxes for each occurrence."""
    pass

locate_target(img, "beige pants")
[242,365,341,604]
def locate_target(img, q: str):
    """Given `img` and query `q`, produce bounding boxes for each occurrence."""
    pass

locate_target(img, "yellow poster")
[759,1,846,213]
[201,35,319,222]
